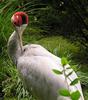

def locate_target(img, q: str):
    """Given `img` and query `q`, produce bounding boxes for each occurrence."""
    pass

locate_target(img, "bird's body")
[8,12,84,100]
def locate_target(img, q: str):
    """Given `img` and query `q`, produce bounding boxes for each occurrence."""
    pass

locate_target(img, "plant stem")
[63,65,70,92]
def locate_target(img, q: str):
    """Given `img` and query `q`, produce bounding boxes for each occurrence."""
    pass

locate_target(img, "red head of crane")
[11,12,28,26]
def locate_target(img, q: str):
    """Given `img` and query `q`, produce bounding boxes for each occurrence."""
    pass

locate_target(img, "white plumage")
[8,12,84,100]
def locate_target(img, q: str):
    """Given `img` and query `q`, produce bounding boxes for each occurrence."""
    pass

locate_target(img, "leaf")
[66,71,73,77]
[71,90,81,100]
[52,69,62,75]
[71,65,78,71]
[58,88,70,97]
[70,78,79,86]
[61,57,68,66]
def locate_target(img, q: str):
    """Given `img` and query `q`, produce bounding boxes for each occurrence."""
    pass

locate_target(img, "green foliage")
[83,89,88,100]
[52,69,62,75]
[71,91,81,100]
[1,60,29,99]
[59,89,81,100]
[78,72,88,87]
[2,67,18,97]
[58,88,70,97]
[38,36,79,58]
[53,57,81,100]
[70,78,79,86]
[61,57,68,66]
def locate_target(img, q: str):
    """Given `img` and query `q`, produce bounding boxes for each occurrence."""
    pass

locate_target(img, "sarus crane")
[7,12,84,100]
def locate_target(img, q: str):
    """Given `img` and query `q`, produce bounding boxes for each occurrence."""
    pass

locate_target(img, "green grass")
[38,36,79,57]
[4,97,29,100]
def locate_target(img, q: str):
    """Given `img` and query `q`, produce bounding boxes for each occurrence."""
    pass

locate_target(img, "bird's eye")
[21,15,27,24]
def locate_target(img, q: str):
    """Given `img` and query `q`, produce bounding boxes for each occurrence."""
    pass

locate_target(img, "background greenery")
[0,0,88,100]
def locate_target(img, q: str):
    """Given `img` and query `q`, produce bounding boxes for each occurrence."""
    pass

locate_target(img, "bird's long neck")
[8,31,23,65]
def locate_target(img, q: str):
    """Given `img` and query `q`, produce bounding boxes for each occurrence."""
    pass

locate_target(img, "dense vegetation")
[0,0,88,100]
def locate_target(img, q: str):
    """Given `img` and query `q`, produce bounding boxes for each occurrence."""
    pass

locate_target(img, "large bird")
[8,12,84,100]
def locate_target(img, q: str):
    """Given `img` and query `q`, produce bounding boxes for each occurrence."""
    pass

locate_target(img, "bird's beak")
[16,24,27,53]
[16,26,23,52]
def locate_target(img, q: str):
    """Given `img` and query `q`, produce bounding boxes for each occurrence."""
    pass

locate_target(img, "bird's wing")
[22,44,84,99]
[23,44,61,66]
[17,56,70,100]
